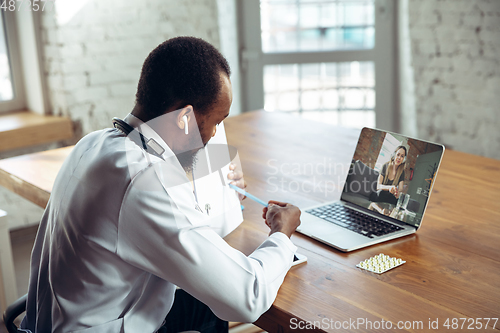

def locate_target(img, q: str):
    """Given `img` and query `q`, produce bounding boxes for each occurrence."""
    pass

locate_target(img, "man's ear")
[177,105,194,131]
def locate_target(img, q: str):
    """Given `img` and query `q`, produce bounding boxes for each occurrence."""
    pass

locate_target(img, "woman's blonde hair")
[383,146,407,186]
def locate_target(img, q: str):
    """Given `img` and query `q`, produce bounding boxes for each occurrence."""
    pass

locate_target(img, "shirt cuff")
[268,232,298,254]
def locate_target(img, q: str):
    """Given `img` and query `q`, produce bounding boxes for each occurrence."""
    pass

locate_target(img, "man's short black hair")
[135,36,231,119]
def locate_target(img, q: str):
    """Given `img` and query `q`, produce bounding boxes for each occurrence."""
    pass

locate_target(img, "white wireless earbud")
[182,115,188,135]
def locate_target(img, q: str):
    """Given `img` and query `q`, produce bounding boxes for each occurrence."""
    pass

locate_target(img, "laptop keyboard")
[306,203,403,238]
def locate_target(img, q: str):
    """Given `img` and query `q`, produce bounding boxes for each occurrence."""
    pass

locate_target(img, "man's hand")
[262,200,301,238]
[228,162,247,200]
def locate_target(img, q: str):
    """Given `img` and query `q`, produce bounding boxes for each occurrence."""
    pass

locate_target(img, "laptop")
[296,127,445,252]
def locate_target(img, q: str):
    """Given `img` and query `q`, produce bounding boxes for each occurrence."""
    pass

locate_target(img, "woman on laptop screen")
[369,145,407,205]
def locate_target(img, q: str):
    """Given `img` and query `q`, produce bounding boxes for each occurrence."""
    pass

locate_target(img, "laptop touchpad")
[299,217,344,235]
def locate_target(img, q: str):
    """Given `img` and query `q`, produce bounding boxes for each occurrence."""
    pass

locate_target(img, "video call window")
[342,128,443,227]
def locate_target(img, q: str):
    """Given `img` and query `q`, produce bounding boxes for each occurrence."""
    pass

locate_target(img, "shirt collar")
[123,114,205,221]
[123,113,175,160]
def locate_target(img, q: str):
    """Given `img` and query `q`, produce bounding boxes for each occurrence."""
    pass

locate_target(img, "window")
[0,11,25,113]
[0,13,13,101]
[263,61,375,128]
[261,0,374,53]
[239,0,397,130]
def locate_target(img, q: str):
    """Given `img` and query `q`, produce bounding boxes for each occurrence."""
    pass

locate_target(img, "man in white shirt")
[21,36,301,333]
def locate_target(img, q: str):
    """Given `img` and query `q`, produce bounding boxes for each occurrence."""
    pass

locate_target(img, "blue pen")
[228,183,268,207]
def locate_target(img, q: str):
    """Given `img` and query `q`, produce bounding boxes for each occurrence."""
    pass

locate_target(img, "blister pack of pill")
[356,253,405,274]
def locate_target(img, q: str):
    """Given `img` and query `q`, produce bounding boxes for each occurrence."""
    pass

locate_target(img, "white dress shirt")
[21,114,297,333]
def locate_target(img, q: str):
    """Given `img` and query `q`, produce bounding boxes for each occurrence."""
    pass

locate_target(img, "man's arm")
[117,167,298,323]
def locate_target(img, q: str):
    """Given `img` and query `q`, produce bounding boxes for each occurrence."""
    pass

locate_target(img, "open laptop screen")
[341,127,444,228]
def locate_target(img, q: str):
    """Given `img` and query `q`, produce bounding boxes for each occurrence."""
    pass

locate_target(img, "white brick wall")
[0,0,226,229]
[41,0,222,134]
[408,0,500,159]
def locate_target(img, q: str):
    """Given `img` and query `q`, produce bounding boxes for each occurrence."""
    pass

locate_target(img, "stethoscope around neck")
[112,117,211,215]
[112,117,165,160]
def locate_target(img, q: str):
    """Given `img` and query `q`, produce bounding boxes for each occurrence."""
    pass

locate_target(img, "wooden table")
[1,111,499,332]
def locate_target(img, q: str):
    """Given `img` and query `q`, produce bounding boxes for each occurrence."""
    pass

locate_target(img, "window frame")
[0,10,26,113]
[238,0,398,131]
